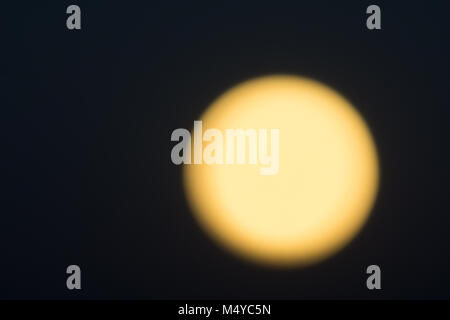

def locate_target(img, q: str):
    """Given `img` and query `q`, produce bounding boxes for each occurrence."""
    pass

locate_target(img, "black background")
[2,1,450,299]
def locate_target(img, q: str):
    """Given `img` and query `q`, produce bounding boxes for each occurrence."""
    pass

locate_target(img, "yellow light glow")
[184,75,379,267]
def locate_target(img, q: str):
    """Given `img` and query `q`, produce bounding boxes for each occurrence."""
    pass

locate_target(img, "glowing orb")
[184,75,379,267]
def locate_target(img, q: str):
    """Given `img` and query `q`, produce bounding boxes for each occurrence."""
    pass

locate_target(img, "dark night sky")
[2,1,450,299]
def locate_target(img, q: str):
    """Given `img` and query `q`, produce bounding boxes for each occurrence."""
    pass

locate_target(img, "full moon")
[183,75,379,267]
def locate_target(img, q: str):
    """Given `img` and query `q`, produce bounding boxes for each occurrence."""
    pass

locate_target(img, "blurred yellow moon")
[184,75,379,267]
